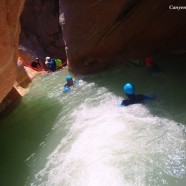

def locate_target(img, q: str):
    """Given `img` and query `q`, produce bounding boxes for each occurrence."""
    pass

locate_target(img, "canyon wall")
[0,0,66,115]
[59,0,186,73]
[1,0,186,113]
[0,0,25,103]
[20,0,66,62]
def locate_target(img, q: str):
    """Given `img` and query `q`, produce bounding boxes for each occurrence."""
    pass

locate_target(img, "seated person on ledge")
[120,83,154,106]
[31,58,41,70]
[45,56,57,72]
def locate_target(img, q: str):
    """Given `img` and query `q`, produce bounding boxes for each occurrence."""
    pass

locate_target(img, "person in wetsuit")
[31,58,41,69]
[45,57,56,72]
[120,83,154,106]
[145,56,160,73]
[45,56,50,70]
[64,75,75,92]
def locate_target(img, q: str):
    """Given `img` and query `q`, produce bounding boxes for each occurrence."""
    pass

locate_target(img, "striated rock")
[0,0,25,103]
[59,0,186,73]
[20,0,66,61]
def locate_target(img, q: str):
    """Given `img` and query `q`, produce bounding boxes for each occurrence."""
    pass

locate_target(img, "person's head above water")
[66,75,72,82]
[66,75,74,86]
[124,83,135,95]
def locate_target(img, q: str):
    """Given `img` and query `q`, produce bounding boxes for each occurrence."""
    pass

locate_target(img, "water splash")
[30,80,186,186]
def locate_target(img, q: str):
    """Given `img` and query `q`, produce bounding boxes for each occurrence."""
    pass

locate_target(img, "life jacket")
[49,59,56,71]
[55,59,62,68]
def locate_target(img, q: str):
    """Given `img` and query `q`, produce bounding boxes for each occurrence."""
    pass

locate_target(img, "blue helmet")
[124,83,135,95]
[66,75,72,82]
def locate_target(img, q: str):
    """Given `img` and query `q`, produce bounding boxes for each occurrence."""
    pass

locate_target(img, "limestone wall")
[0,0,25,103]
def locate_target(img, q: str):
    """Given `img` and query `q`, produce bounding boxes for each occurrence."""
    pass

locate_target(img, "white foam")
[31,90,186,186]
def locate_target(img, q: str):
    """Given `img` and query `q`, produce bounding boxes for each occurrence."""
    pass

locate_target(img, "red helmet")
[145,57,154,68]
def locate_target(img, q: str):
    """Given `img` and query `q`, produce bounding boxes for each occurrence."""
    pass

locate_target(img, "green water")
[0,55,186,186]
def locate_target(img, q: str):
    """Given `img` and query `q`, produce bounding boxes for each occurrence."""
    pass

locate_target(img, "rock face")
[20,0,66,61]
[16,61,31,88]
[59,0,186,73]
[0,0,25,103]
[0,87,22,118]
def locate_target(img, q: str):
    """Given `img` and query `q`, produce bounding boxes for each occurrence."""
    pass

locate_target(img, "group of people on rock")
[31,56,65,72]
[31,55,159,74]
[45,57,64,72]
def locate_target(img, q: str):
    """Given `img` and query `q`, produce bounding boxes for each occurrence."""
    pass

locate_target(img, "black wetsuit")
[121,94,152,106]
[31,61,41,68]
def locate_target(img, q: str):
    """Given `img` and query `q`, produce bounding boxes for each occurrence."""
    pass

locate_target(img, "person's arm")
[73,79,78,84]
[63,85,70,92]
[143,95,155,100]
[119,99,128,106]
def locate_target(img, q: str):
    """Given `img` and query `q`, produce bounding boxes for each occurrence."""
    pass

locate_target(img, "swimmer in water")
[120,83,154,106]
[145,56,160,73]
[64,75,76,92]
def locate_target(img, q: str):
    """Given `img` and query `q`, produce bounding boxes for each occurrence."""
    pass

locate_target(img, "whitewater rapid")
[1,58,186,186]
[28,75,186,186]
